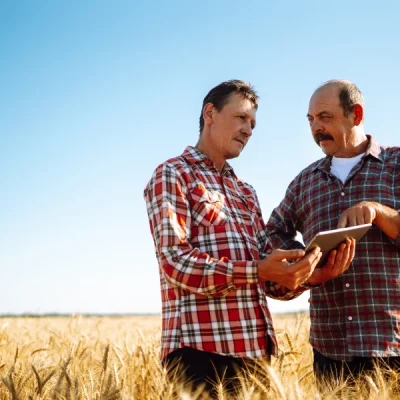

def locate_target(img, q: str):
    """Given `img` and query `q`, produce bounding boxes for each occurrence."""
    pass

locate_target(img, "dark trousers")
[313,348,400,385]
[163,347,269,398]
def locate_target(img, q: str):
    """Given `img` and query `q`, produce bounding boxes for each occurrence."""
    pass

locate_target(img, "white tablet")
[304,223,372,267]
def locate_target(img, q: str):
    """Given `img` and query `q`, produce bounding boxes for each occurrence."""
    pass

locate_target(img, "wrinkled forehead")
[308,85,341,114]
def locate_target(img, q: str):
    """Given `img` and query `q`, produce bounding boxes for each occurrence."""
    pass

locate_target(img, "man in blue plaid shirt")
[267,79,400,383]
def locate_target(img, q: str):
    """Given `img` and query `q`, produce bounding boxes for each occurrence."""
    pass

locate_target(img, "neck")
[195,136,225,172]
[336,132,369,158]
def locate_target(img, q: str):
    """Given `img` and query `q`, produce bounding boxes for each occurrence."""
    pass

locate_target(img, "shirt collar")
[181,146,235,175]
[364,135,384,162]
[311,134,383,173]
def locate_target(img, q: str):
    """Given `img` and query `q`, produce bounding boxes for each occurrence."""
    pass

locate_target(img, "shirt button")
[341,192,345,196]
[345,283,350,288]
[348,316,353,321]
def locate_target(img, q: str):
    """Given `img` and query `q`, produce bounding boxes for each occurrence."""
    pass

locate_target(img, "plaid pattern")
[267,136,400,361]
[144,146,296,360]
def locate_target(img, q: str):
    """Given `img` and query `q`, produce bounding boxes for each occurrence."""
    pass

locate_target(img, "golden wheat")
[0,314,398,399]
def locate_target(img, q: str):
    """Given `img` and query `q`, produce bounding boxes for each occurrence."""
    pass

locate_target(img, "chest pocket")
[189,184,228,226]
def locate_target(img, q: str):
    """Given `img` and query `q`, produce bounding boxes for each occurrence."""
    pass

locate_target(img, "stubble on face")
[308,86,351,156]
[213,94,256,161]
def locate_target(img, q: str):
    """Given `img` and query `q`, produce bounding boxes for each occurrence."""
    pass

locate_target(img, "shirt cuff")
[232,260,259,287]
[298,280,322,290]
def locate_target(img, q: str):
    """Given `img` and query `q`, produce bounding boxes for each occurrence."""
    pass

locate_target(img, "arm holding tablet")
[300,224,371,288]
[304,238,356,288]
[338,201,400,241]
[302,200,400,288]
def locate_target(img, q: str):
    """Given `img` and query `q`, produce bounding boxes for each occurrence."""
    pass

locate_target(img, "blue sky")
[1,0,399,314]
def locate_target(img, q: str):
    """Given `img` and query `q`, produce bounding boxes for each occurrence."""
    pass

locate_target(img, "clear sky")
[1,0,399,315]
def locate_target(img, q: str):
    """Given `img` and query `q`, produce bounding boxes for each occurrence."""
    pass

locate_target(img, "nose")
[310,119,324,135]
[242,121,253,137]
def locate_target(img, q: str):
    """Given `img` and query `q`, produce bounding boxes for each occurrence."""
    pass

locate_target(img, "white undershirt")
[330,153,364,183]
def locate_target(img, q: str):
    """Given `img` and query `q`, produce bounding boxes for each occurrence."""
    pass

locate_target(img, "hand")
[337,201,379,228]
[258,248,322,290]
[307,238,355,286]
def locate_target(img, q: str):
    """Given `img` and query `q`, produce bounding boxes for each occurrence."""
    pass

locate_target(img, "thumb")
[337,214,347,229]
[272,248,305,260]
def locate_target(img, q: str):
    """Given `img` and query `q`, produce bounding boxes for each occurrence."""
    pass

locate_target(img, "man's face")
[208,93,256,160]
[307,86,357,157]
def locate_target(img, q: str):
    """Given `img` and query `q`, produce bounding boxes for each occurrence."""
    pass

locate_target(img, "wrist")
[370,201,382,224]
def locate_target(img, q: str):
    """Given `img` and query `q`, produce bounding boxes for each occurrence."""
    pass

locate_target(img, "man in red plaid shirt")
[144,80,354,395]
[267,80,400,384]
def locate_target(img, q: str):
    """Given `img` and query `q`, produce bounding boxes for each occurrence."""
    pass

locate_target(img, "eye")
[321,115,332,121]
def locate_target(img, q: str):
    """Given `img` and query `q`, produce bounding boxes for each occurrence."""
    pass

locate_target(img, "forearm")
[160,246,259,297]
[374,203,400,240]
[266,192,304,252]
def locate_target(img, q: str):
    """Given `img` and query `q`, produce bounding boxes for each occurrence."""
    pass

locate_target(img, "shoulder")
[144,155,184,195]
[379,144,400,158]
[289,157,327,186]
[150,154,190,180]
[235,176,258,197]
[144,153,199,199]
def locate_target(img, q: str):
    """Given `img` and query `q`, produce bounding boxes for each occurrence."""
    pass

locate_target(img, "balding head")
[307,79,368,157]
[313,80,364,120]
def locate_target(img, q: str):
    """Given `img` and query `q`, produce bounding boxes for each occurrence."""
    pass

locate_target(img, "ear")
[353,104,363,126]
[202,103,215,127]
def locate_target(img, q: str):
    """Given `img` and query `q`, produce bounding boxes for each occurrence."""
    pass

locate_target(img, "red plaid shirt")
[267,136,400,361]
[144,146,299,360]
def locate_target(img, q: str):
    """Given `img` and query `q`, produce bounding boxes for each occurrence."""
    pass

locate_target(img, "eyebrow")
[238,112,256,128]
[306,111,333,118]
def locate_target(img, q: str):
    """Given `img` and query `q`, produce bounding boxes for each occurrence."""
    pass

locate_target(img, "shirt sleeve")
[266,178,305,251]
[143,162,259,297]
[384,149,400,249]
[243,183,271,260]
[262,177,309,300]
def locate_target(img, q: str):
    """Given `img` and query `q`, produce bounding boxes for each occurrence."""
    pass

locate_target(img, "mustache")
[314,132,334,144]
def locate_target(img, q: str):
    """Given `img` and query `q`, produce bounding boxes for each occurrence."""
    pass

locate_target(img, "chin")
[319,144,336,156]
[321,149,333,156]
[226,151,241,160]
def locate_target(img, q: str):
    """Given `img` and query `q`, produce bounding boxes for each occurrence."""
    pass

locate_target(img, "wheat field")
[0,313,399,399]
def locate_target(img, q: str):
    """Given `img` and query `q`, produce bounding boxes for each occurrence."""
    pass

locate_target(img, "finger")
[357,214,366,225]
[349,239,356,262]
[333,242,346,269]
[340,242,351,269]
[343,238,351,247]
[322,249,337,268]
[292,249,322,278]
[269,249,302,262]
[299,249,322,273]
[277,249,305,260]
[343,239,356,269]
[337,214,348,229]
[348,215,358,226]
[297,247,321,265]
[310,251,323,270]
[309,247,322,263]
